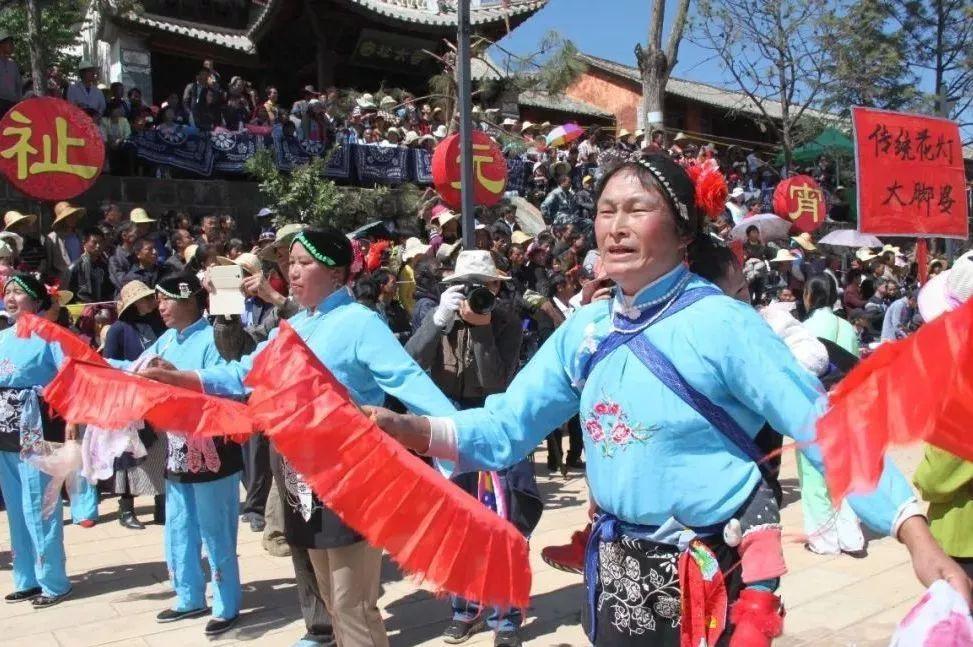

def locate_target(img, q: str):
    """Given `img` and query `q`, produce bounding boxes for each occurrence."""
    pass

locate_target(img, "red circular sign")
[431,131,507,209]
[0,97,105,201]
[772,174,826,234]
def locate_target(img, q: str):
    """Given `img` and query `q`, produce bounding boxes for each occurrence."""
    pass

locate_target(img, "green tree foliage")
[244,149,424,231]
[820,0,917,114]
[0,0,84,76]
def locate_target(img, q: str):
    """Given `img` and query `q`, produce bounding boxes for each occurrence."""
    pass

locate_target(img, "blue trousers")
[70,477,99,524]
[0,451,71,596]
[164,473,241,619]
[451,596,522,632]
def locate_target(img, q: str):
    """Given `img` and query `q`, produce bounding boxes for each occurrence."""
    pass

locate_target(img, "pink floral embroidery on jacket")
[583,395,657,458]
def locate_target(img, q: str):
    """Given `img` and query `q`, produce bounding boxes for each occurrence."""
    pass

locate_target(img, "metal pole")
[457,0,476,251]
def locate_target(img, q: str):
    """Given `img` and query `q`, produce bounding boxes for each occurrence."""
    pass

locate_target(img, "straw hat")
[52,201,85,228]
[385,127,402,141]
[880,244,902,256]
[436,240,463,263]
[634,129,645,141]
[443,251,511,284]
[3,210,37,231]
[520,121,536,134]
[402,237,431,262]
[501,118,518,128]
[129,207,155,224]
[673,132,690,142]
[790,233,817,252]
[856,247,878,262]
[232,252,262,276]
[0,231,23,255]
[117,280,156,317]
[54,290,73,307]
[403,130,420,146]
[770,249,797,263]
[511,231,533,246]
[617,129,632,140]
[183,244,199,264]
[729,187,746,200]
[379,95,396,107]
[433,125,448,139]
[417,133,437,146]
[432,210,459,227]
[257,223,306,261]
[356,93,377,109]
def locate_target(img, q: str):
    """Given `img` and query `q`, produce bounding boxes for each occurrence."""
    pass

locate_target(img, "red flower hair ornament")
[684,159,729,220]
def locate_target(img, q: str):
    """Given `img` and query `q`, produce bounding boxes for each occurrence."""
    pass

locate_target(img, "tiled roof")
[123,12,257,53]
[342,0,547,26]
[577,53,834,122]
[518,90,611,118]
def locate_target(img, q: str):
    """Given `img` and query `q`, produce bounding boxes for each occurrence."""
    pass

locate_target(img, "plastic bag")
[890,580,973,647]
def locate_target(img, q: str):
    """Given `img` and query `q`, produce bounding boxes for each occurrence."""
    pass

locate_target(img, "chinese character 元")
[451,143,505,195]
[787,184,822,222]
[0,111,99,181]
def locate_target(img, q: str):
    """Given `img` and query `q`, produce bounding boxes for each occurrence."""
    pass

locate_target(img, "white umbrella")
[817,229,883,249]
[729,213,792,243]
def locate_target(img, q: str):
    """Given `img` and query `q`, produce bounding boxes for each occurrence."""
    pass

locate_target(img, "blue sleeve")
[716,300,914,535]
[354,310,456,416]
[198,324,280,396]
[450,313,582,471]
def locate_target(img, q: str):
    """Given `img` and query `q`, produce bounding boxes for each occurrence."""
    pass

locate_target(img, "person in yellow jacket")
[914,447,973,580]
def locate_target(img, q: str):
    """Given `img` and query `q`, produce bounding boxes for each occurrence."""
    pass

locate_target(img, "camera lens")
[466,285,496,315]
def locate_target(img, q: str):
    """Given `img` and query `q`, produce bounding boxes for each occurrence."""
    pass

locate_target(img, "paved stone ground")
[0,445,926,647]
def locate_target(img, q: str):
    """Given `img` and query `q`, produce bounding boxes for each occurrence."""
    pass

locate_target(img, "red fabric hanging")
[16,313,107,366]
[816,297,973,502]
[916,238,929,286]
[244,321,532,609]
[42,358,253,441]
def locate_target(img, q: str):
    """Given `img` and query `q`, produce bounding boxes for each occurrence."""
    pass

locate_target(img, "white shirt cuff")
[891,498,925,539]
[425,416,459,461]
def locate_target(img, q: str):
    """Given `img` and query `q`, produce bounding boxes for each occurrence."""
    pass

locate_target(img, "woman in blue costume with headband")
[364,154,972,646]
[0,274,73,608]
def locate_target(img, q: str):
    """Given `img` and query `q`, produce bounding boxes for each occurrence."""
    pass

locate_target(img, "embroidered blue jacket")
[446,265,915,536]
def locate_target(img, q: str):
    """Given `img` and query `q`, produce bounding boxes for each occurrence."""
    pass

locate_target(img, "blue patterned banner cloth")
[211,131,263,174]
[132,129,214,176]
[355,145,410,184]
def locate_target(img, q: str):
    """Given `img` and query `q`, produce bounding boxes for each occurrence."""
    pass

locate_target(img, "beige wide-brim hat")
[433,126,448,139]
[3,210,37,231]
[520,121,536,134]
[257,223,307,261]
[0,231,23,255]
[129,207,156,224]
[443,250,512,284]
[55,290,73,307]
[617,129,632,140]
[856,247,878,262]
[771,249,798,263]
[118,280,156,317]
[402,237,431,262]
[417,134,437,146]
[790,233,817,252]
[673,132,690,142]
[436,240,463,263]
[52,201,86,228]
[501,118,518,128]
[511,231,533,246]
[233,252,262,276]
[403,131,420,146]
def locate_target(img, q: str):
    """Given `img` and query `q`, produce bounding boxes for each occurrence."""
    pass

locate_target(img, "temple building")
[81,0,546,104]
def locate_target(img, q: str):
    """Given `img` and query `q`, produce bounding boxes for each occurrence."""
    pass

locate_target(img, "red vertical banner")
[852,107,968,239]
[916,238,929,286]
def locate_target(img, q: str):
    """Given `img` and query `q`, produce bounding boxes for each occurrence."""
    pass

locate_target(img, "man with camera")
[405,251,541,647]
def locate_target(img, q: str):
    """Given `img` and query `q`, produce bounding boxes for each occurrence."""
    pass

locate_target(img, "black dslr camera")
[460,283,497,315]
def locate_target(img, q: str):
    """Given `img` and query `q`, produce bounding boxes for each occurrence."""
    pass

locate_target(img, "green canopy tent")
[786,128,854,165]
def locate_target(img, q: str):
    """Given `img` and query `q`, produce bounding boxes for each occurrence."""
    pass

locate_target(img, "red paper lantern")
[0,97,105,201]
[431,131,507,209]
[772,174,826,234]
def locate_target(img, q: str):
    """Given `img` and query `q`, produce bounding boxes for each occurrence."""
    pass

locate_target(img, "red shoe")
[540,524,591,575]
[78,519,96,529]
[728,589,784,647]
